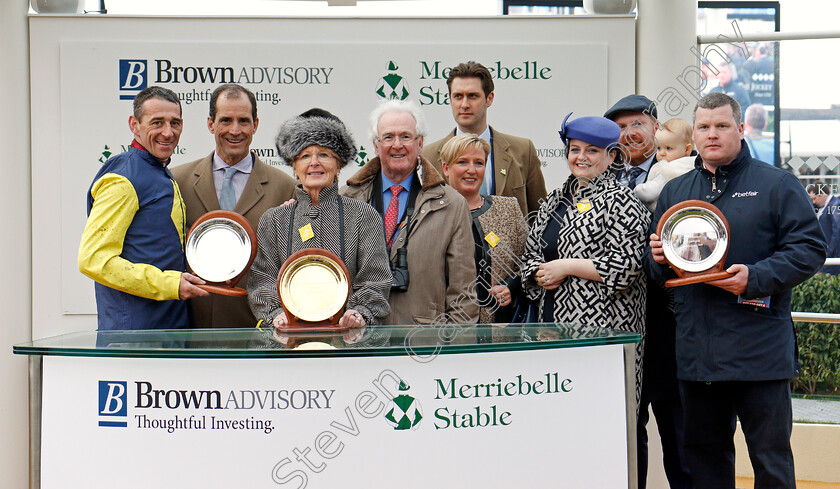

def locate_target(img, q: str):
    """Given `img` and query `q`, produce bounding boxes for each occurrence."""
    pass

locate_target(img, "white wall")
[637,0,697,122]
[0,1,33,488]
[30,14,635,337]
[88,0,500,16]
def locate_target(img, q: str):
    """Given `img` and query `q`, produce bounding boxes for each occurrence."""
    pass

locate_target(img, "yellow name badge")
[299,223,314,242]
[484,232,500,248]
[576,199,592,213]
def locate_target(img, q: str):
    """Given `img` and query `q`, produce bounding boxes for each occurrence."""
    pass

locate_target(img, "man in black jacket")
[646,92,826,489]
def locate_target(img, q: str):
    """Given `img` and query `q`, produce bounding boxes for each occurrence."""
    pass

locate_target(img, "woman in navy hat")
[520,113,649,400]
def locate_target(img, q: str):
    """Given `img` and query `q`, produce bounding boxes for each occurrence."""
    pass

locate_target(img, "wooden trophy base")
[665,270,735,287]
[277,311,350,333]
[197,284,247,297]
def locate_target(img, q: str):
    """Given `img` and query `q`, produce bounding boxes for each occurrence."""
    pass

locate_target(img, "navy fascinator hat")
[558,112,622,149]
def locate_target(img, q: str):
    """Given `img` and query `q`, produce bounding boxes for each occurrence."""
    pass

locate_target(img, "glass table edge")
[12,326,640,359]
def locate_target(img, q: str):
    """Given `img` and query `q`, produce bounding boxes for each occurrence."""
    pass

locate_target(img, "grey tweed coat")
[247,183,392,325]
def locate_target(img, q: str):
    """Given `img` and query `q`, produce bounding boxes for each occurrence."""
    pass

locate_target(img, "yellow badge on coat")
[576,199,592,213]
[299,223,314,242]
[485,232,500,247]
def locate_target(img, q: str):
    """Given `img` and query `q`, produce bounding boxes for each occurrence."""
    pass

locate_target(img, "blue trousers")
[679,379,795,489]
[637,393,693,489]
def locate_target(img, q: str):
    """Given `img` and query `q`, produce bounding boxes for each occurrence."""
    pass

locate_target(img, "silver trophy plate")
[661,206,728,273]
[186,217,252,283]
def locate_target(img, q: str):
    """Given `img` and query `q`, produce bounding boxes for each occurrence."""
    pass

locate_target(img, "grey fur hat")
[275,114,356,168]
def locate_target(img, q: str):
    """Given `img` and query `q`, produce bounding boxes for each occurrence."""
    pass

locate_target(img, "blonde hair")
[660,118,693,146]
[440,133,491,167]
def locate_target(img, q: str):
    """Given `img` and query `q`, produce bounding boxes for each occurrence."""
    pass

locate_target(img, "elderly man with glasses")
[342,100,478,330]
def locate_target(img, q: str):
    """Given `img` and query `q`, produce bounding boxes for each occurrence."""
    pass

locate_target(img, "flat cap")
[603,94,658,121]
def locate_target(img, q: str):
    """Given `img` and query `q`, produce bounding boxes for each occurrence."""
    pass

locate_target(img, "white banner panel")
[30,16,635,334]
[41,344,629,488]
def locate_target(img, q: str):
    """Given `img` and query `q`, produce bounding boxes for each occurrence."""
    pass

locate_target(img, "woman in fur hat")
[247,109,392,333]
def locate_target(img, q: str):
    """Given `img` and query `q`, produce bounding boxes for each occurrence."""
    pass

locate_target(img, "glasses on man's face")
[378,134,418,145]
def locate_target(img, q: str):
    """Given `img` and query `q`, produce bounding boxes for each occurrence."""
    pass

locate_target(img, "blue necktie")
[219,167,238,210]
[627,166,645,189]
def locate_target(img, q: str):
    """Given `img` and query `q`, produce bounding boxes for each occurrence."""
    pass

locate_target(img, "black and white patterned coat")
[521,172,649,403]
[247,183,392,326]
[521,172,649,332]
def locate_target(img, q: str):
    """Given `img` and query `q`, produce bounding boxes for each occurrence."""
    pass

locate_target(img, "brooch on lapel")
[576,199,593,213]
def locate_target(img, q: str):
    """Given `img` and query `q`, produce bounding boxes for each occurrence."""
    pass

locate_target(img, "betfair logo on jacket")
[732,191,759,198]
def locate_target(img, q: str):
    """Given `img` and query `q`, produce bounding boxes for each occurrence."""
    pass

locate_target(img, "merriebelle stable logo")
[374,61,409,101]
[380,373,574,433]
[432,372,573,430]
[384,380,423,430]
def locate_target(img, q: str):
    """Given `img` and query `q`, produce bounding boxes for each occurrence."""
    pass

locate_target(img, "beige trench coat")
[341,156,479,327]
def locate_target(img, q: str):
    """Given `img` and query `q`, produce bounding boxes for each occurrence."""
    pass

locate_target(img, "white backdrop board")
[41,344,630,488]
[29,15,635,336]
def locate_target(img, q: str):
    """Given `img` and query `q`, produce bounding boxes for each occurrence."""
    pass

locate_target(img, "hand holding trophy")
[656,200,735,287]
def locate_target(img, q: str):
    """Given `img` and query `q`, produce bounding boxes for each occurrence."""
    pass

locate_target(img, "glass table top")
[13,323,639,358]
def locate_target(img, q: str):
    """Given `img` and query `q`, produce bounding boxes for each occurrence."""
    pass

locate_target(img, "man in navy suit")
[809,181,840,274]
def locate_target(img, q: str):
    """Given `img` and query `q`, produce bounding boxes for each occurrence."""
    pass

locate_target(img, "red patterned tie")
[384,185,403,246]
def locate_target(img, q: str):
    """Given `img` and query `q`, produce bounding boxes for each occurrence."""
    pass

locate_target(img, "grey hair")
[368,99,428,143]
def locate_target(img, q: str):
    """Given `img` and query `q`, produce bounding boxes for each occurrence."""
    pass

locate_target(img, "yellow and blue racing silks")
[79,146,190,330]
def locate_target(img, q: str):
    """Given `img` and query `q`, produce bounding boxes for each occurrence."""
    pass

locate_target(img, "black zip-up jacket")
[644,141,826,381]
